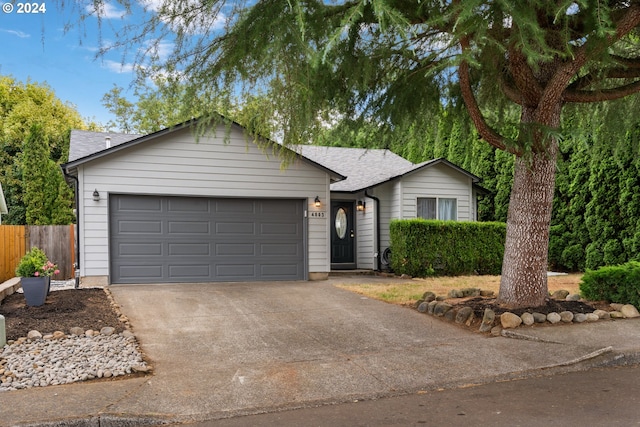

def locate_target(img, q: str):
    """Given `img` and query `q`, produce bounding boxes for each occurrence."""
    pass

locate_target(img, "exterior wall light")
[314,196,321,208]
[93,189,100,202]
[357,200,366,211]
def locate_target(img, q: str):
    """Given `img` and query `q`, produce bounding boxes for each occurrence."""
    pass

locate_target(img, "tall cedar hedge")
[389,220,505,277]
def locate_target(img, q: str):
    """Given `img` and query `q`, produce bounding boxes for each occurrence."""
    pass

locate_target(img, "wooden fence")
[0,225,75,282]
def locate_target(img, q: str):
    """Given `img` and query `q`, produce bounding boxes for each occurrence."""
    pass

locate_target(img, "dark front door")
[331,201,356,269]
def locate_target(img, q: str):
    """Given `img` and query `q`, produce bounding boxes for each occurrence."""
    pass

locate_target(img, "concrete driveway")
[104,277,619,423]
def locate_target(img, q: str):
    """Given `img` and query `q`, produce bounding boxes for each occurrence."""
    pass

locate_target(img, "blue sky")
[0,2,149,127]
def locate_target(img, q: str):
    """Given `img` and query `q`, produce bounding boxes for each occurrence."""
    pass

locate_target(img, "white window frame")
[417,197,458,220]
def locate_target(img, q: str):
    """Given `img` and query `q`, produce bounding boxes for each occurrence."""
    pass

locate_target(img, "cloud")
[1,29,30,38]
[142,40,174,61]
[102,59,136,74]
[138,0,227,34]
[86,2,127,19]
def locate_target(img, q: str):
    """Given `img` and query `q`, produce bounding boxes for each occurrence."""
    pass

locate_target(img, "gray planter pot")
[20,277,50,307]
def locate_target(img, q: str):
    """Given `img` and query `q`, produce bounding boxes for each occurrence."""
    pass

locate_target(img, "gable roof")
[62,119,345,182]
[295,145,480,192]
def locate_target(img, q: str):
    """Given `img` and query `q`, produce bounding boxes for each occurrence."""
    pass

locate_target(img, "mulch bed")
[0,289,125,341]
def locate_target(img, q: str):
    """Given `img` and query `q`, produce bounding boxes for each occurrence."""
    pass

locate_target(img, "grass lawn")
[334,273,583,306]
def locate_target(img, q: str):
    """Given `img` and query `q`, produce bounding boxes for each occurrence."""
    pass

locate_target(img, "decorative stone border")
[415,288,640,334]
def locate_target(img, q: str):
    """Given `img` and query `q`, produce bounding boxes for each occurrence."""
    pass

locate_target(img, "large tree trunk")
[497,107,560,309]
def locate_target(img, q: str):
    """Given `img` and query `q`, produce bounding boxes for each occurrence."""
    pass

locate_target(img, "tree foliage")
[0,76,87,224]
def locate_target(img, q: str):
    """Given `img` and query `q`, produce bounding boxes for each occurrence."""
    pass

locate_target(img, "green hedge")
[579,261,640,307]
[389,219,506,277]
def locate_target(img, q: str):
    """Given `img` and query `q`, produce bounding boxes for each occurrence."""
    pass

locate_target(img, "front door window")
[335,207,348,239]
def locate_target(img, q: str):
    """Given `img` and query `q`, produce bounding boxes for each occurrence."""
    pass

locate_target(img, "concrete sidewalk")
[2,277,640,426]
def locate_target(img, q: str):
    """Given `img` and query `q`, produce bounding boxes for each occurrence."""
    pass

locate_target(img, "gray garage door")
[109,195,305,284]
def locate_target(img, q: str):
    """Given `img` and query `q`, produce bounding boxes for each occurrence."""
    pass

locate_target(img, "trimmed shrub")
[579,261,640,308]
[389,219,505,277]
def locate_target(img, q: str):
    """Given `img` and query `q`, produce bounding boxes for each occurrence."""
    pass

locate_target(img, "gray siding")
[77,125,331,282]
[400,163,473,221]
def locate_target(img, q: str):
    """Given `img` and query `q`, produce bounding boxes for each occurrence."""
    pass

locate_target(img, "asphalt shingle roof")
[68,130,142,162]
[67,131,476,192]
[295,145,438,192]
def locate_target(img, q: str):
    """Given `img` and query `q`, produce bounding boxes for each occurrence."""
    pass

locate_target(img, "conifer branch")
[563,80,640,103]
[459,37,516,155]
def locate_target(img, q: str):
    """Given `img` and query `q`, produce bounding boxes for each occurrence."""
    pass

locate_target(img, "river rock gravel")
[0,329,150,392]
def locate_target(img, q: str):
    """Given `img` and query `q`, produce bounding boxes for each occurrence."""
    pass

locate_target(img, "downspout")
[62,167,81,289]
[364,189,381,271]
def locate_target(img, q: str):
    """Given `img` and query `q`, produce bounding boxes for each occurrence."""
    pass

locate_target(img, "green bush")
[15,247,49,278]
[579,261,640,307]
[389,219,505,277]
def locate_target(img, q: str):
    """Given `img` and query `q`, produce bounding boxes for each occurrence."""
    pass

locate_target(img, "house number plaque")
[310,211,326,218]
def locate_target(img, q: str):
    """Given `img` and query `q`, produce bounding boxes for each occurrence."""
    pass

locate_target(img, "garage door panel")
[216,222,255,234]
[260,265,302,279]
[261,223,299,235]
[216,243,256,256]
[117,220,163,234]
[117,265,164,279]
[110,195,305,283]
[260,243,301,256]
[168,221,210,234]
[168,243,211,256]
[168,264,211,278]
[216,264,256,278]
[167,198,210,213]
[116,197,162,212]
[215,199,255,213]
[118,242,163,256]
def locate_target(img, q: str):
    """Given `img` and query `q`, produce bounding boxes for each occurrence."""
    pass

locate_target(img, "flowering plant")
[15,247,60,278]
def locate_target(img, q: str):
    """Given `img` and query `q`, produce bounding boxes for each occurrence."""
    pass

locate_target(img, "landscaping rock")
[532,312,547,323]
[0,332,149,392]
[546,312,561,324]
[427,300,438,315]
[417,302,429,313]
[444,308,456,322]
[100,327,115,336]
[500,312,522,329]
[620,304,640,318]
[490,326,502,336]
[455,307,474,324]
[27,330,42,340]
[69,327,84,336]
[520,312,534,326]
[593,309,610,319]
[422,291,436,303]
[447,289,463,298]
[566,294,582,301]
[611,303,625,311]
[480,290,495,297]
[610,311,625,319]
[559,311,574,323]
[551,290,570,300]
[461,288,481,297]
[433,302,453,317]
[574,313,587,323]
[586,313,600,322]
[479,309,495,333]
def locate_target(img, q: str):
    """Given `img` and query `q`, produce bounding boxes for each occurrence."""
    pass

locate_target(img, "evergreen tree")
[1,76,87,224]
